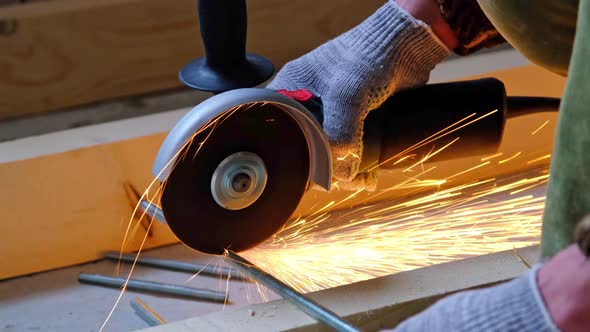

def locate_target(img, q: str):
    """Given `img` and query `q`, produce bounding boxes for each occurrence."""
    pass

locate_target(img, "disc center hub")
[231,172,253,193]
[211,152,267,210]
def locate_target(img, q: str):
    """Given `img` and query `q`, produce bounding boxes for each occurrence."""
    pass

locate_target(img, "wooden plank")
[140,245,539,331]
[0,132,179,279]
[0,62,565,280]
[0,0,381,119]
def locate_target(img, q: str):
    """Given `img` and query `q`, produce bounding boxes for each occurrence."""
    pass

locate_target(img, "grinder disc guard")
[161,103,311,254]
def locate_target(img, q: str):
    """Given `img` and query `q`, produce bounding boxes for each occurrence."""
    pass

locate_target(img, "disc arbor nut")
[210,152,268,210]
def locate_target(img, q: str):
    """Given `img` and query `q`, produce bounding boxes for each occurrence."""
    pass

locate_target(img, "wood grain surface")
[0,0,380,119]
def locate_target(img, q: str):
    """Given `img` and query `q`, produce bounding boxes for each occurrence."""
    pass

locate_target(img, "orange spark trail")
[245,160,550,293]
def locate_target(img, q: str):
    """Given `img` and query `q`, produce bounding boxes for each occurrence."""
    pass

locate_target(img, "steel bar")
[130,298,167,326]
[140,199,166,224]
[104,252,246,280]
[78,273,226,303]
[226,251,359,332]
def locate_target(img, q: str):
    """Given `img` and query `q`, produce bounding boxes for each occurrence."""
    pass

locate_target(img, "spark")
[481,152,503,161]
[531,120,550,135]
[369,110,498,171]
[498,151,522,164]
[527,154,551,165]
[336,151,361,161]
[403,137,460,173]
[393,154,417,165]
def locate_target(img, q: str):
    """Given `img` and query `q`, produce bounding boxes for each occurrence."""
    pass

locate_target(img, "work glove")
[388,242,590,332]
[267,0,449,190]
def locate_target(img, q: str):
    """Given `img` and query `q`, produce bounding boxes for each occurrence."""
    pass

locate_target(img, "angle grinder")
[149,0,560,255]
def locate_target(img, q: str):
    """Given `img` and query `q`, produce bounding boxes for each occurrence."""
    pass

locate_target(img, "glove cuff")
[338,0,449,83]
[397,265,558,331]
[435,0,506,55]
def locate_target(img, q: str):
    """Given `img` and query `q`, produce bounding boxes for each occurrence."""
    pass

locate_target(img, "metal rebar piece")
[130,298,167,326]
[226,251,359,332]
[140,199,166,224]
[78,273,226,303]
[104,252,244,280]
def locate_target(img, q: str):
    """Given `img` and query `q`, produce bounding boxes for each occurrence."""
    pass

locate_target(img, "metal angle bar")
[140,199,167,224]
[130,298,167,326]
[104,252,246,280]
[226,251,360,332]
[78,273,227,303]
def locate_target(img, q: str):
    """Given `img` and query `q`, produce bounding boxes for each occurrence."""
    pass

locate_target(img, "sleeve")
[390,265,559,332]
[435,0,506,55]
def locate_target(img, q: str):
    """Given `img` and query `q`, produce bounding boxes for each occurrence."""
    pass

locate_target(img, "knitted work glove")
[267,0,449,189]
[386,244,590,332]
[390,265,558,332]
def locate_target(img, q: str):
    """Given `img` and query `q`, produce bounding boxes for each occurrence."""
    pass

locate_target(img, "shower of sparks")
[244,162,549,293]
[242,113,552,293]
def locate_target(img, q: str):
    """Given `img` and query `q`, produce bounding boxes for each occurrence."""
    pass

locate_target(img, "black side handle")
[198,0,247,69]
[179,0,275,93]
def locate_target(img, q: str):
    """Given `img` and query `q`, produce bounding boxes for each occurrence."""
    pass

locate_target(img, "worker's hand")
[537,243,590,332]
[267,0,449,189]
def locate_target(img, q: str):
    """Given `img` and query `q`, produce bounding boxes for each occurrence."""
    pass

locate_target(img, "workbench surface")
[0,244,278,331]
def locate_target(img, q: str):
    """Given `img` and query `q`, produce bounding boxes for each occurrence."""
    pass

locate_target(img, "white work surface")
[0,245,279,331]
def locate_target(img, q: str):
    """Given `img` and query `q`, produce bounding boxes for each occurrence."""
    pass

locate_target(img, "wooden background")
[0,0,381,120]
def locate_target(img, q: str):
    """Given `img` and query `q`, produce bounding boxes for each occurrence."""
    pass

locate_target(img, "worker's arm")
[391,244,590,332]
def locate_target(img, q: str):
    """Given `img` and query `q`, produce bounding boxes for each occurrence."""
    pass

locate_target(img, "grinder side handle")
[197,0,247,70]
[179,0,274,93]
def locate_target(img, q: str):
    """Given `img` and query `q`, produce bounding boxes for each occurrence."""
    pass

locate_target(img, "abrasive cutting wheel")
[160,103,311,254]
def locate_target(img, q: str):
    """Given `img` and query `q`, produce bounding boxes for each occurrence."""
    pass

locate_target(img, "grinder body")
[150,0,558,254]
[153,78,514,254]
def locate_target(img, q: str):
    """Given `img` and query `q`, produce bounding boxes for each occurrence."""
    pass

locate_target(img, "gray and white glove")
[267,0,449,190]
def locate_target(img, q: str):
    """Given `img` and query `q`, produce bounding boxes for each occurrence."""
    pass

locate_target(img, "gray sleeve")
[391,265,559,332]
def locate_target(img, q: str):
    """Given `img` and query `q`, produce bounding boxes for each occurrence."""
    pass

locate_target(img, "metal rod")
[226,251,359,332]
[78,273,227,303]
[140,199,166,224]
[104,252,245,280]
[130,298,167,326]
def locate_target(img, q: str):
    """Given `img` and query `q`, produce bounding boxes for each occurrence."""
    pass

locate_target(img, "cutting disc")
[161,102,311,254]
